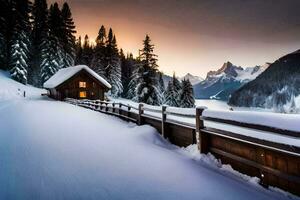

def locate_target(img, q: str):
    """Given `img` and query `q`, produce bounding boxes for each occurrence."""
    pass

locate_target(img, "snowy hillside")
[193,62,268,100]
[0,70,298,199]
[229,50,300,113]
[0,70,45,101]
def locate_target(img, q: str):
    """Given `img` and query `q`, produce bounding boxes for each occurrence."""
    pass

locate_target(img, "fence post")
[127,105,131,121]
[138,103,144,125]
[196,106,208,154]
[119,103,122,115]
[161,105,167,138]
[105,103,108,112]
[97,101,100,110]
[112,103,115,113]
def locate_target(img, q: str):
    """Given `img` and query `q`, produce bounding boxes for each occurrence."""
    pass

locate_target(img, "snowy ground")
[1,98,298,200]
[0,70,299,199]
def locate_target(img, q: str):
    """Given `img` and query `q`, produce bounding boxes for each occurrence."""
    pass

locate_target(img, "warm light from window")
[79,91,86,98]
[79,81,86,88]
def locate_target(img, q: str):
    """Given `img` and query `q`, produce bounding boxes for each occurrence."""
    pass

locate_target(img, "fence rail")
[65,98,300,196]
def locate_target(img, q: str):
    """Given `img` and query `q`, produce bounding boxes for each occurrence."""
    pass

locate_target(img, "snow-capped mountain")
[229,49,300,113]
[181,73,204,85]
[193,62,268,100]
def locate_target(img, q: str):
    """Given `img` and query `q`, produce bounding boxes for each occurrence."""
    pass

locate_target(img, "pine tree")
[126,62,138,99]
[48,3,64,68]
[0,31,5,69]
[81,35,93,66]
[40,31,63,83]
[9,0,32,84]
[75,36,83,65]
[91,26,106,77]
[121,51,136,97]
[29,0,48,86]
[158,72,165,92]
[164,81,177,107]
[129,35,162,105]
[40,3,65,84]
[179,79,195,108]
[10,37,29,84]
[164,73,181,107]
[0,0,9,70]
[105,29,123,97]
[61,2,76,67]
[96,25,106,46]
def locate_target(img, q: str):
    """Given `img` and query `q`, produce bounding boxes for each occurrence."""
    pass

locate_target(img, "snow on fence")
[65,98,300,196]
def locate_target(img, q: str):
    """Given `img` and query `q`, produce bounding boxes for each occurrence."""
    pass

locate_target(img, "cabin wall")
[53,70,108,100]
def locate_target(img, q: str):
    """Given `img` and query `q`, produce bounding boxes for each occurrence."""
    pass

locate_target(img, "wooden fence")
[66,98,300,196]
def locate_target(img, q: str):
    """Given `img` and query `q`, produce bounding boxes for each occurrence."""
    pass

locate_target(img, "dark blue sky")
[50,0,300,76]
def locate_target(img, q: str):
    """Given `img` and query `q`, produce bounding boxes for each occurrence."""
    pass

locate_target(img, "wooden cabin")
[43,65,111,100]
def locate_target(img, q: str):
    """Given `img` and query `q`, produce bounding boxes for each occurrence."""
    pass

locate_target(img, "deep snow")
[0,98,297,200]
[0,71,298,199]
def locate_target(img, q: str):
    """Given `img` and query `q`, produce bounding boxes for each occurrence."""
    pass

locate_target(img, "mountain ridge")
[229,49,300,113]
[193,61,268,100]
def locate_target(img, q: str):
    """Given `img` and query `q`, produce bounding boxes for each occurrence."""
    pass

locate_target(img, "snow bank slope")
[0,70,45,100]
[0,99,295,200]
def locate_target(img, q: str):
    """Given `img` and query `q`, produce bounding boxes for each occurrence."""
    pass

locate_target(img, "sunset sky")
[50,0,300,77]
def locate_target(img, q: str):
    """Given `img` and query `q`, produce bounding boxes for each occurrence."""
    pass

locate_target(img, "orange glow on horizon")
[51,0,300,78]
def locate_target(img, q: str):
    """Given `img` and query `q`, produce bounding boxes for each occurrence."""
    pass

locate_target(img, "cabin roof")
[43,65,111,89]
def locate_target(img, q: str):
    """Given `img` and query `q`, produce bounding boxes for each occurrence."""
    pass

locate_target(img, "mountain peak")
[207,61,243,78]
[181,73,204,85]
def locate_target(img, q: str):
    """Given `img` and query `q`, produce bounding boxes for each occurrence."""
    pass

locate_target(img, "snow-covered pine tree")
[0,0,10,70]
[179,79,195,108]
[40,3,65,83]
[10,36,29,84]
[128,64,142,102]
[164,73,181,107]
[164,81,176,106]
[29,0,48,86]
[121,51,136,97]
[129,35,162,105]
[61,2,76,67]
[158,72,165,103]
[289,94,297,113]
[91,26,106,77]
[48,3,65,68]
[120,49,127,96]
[0,31,5,70]
[9,0,31,84]
[105,29,123,97]
[158,72,165,91]
[40,31,63,83]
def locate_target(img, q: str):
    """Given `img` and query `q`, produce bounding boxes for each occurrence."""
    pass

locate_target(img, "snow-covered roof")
[43,65,111,89]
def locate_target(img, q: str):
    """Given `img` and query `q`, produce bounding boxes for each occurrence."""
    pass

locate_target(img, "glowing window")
[79,81,86,88]
[79,91,86,98]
